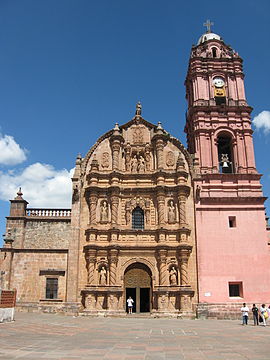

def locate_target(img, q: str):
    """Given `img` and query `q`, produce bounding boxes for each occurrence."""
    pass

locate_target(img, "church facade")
[1,28,269,318]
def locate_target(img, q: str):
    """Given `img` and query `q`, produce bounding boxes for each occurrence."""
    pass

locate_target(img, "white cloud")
[0,163,74,208]
[0,134,27,165]
[253,111,270,134]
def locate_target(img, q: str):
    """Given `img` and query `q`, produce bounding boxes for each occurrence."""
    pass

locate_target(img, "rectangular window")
[228,216,236,228]
[229,282,242,297]
[46,278,58,299]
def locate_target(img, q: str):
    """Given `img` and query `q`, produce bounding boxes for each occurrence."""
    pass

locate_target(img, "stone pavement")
[0,312,269,360]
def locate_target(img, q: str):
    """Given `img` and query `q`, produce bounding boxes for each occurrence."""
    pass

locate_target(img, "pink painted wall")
[196,205,270,303]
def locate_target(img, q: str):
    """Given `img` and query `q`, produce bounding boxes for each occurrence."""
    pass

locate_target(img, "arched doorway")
[124,263,152,313]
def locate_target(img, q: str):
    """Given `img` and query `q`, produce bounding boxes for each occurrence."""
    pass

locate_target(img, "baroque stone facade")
[1,27,270,318]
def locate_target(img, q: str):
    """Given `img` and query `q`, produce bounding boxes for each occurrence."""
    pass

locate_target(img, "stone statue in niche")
[168,200,176,224]
[100,200,109,223]
[99,266,107,285]
[131,156,138,173]
[169,266,177,286]
[166,151,175,167]
[101,152,110,168]
[138,156,145,173]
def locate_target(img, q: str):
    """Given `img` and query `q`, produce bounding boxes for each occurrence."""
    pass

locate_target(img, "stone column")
[85,249,97,285]
[109,249,119,286]
[157,192,165,225]
[157,249,167,286]
[156,138,164,169]
[145,199,151,225]
[179,248,191,286]
[111,141,121,170]
[88,192,98,224]
[111,195,119,225]
[178,192,187,227]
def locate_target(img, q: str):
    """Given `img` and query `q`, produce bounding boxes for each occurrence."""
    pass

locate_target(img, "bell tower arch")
[185,22,270,315]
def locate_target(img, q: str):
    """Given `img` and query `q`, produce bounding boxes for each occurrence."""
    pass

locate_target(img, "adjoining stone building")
[1,26,270,318]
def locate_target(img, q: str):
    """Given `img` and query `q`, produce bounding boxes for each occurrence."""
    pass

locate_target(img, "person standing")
[127,296,134,314]
[241,303,249,325]
[260,304,267,326]
[251,304,259,326]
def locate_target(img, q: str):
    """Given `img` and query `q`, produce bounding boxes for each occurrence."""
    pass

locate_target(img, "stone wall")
[197,302,251,320]
[24,220,71,249]
[9,251,68,303]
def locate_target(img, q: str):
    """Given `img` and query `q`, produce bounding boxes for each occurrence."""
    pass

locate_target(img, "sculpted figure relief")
[99,266,107,285]
[168,200,176,224]
[100,200,109,222]
[131,156,138,173]
[169,266,178,286]
[138,156,145,173]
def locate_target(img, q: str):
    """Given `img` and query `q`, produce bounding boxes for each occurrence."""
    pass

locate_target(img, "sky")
[0,0,269,246]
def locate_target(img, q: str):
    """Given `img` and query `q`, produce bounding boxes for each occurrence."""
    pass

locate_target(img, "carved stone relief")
[166,151,175,167]
[133,127,144,144]
[101,152,110,168]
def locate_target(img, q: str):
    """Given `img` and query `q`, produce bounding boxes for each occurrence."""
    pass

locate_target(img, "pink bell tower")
[185,21,270,317]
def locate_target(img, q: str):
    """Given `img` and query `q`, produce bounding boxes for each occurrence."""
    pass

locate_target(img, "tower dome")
[197,32,222,45]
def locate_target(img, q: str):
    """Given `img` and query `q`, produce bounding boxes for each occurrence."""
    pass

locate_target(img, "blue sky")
[0,0,269,246]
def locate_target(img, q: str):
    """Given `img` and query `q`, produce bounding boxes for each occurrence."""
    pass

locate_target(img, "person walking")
[127,296,134,314]
[240,303,249,325]
[251,304,259,326]
[260,304,267,326]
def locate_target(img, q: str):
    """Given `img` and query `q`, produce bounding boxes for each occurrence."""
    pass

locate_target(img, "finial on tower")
[135,101,142,116]
[15,187,23,200]
[203,19,214,33]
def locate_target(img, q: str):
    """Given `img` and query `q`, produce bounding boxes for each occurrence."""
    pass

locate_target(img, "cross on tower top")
[203,19,214,33]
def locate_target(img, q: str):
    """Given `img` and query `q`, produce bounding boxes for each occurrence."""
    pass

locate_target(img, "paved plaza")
[0,312,270,360]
